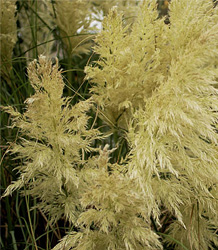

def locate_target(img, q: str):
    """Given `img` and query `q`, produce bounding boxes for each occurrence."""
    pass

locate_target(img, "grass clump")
[1,0,218,249]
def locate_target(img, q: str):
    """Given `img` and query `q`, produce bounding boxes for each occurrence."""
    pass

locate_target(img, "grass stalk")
[9,230,18,250]
[24,187,38,250]
[158,232,190,250]
[15,192,27,243]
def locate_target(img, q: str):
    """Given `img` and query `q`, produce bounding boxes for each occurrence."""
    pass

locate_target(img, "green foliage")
[1,0,218,250]
[17,0,54,60]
